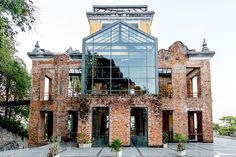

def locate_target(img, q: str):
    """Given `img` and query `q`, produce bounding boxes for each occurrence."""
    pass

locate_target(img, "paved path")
[1,137,236,157]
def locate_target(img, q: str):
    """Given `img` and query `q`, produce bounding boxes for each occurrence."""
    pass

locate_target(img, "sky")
[15,0,236,123]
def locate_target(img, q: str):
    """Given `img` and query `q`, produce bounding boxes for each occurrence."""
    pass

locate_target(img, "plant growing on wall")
[78,96,90,120]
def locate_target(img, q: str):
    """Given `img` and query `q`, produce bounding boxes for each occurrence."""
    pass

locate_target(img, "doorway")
[68,111,78,140]
[162,110,173,142]
[92,107,109,146]
[40,111,53,140]
[188,111,203,142]
[130,107,148,147]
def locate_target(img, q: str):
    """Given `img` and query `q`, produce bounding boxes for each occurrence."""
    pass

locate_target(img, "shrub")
[0,116,28,137]
[110,139,122,154]
[174,133,188,151]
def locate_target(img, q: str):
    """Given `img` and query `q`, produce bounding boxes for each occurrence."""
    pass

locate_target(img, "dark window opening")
[188,111,203,142]
[92,107,109,146]
[68,68,81,97]
[131,107,148,147]
[68,111,78,140]
[186,68,201,98]
[158,68,172,98]
[162,110,173,142]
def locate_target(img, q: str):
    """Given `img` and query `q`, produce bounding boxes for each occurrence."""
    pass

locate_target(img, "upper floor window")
[158,68,172,98]
[186,68,201,98]
[44,76,52,100]
[68,68,82,97]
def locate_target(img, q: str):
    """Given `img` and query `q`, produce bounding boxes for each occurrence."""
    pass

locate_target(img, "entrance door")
[92,107,109,146]
[68,111,78,140]
[162,110,173,142]
[131,108,148,147]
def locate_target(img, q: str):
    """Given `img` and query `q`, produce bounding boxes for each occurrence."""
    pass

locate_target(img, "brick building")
[27,5,215,147]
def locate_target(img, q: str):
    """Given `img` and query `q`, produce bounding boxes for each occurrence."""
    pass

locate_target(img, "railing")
[187,92,200,98]
[188,132,203,142]
[44,92,53,101]
[68,88,80,97]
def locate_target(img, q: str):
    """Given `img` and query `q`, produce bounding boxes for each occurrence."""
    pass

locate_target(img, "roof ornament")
[202,39,209,52]
[32,41,40,53]
[35,41,39,48]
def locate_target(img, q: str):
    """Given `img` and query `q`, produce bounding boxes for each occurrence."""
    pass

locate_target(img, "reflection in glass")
[83,22,157,94]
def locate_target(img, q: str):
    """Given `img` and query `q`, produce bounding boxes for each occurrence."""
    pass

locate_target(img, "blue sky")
[16,0,236,123]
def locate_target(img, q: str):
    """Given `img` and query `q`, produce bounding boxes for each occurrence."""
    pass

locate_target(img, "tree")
[0,0,36,42]
[219,116,236,136]
[0,0,37,121]
[214,116,236,136]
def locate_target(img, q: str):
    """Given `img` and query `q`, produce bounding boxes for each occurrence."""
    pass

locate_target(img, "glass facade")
[82,22,157,94]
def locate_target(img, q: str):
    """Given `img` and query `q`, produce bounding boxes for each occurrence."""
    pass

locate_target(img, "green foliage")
[110,139,122,154]
[78,96,90,120]
[163,132,168,143]
[214,116,236,136]
[174,133,188,143]
[174,133,187,151]
[0,0,37,41]
[0,116,28,137]
[76,132,91,144]
[213,123,220,131]
[177,143,185,151]
[0,0,34,122]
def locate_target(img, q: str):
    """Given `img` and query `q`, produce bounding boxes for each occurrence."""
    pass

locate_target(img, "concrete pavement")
[1,137,236,157]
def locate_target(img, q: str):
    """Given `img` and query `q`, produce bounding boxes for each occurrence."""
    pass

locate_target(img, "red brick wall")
[28,41,214,146]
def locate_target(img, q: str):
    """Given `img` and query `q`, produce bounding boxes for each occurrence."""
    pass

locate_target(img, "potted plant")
[76,132,92,148]
[110,139,123,157]
[163,132,168,148]
[174,133,188,157]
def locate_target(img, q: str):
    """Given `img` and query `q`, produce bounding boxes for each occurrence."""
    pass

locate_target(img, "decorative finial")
[202,38,209,52]
[35,41,39,48]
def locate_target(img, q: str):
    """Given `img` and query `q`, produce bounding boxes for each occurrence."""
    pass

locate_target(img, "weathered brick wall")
[28,41,214,146]
[82,95,162,146]
[28,55,81,146]
[158,41,213,142]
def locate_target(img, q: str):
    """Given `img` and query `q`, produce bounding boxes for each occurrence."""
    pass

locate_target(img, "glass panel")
[111,79,129,91]
[146,49,155,66]
[94,67,110,78]
[147,79,156,94]
[147,67,155,78]
[129,51,146,66]
[96,57,111,67]
[83,23,157,95]
[129,67,146,78]
[111,57,129,67]
[111,67,128,78]
[92,78,110,94]
[130,78,147,94]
